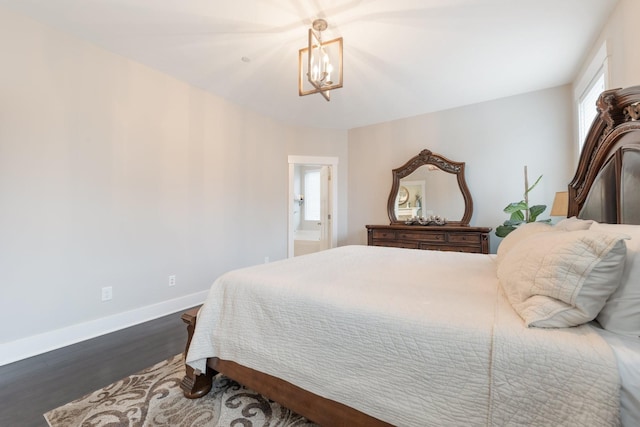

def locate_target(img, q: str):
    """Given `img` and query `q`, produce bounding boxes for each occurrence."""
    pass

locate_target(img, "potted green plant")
[495,166,551,238]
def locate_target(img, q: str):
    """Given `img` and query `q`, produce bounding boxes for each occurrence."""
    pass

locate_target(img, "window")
[575,42,608,154]
[578,72,605,149]
[304,169,320,221]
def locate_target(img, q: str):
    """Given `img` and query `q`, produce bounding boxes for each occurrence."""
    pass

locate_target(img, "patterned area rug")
[44,354,318,426]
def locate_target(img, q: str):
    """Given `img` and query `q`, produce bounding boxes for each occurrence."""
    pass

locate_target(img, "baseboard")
[0,290,207,367]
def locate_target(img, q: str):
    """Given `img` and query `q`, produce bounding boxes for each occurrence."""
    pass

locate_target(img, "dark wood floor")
[0,308,193,427]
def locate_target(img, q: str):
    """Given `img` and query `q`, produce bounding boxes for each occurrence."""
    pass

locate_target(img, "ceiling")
[0,0,619,130]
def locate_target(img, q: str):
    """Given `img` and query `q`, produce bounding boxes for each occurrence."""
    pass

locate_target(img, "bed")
[182,85,640,426]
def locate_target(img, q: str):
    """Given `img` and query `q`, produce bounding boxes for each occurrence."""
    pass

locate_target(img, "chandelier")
[298,19,343,101]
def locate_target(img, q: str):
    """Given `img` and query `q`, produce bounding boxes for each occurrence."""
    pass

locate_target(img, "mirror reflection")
[394,167,465,220]
[387,149,473,225]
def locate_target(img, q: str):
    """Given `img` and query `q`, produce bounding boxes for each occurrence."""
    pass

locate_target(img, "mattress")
[187,245,620,426]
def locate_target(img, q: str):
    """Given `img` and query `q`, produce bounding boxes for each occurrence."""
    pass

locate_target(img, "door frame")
[287,155,338,258]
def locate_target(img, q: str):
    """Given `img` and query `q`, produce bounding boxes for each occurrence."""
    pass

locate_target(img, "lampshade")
[550,191,569,217]
[298,19,343,101]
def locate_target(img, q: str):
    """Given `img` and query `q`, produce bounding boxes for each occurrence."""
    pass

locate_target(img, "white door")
[319,166,331,251]
[288,156,338,258]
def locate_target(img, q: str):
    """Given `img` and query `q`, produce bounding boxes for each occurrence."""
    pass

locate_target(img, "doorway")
[288,156,338,258]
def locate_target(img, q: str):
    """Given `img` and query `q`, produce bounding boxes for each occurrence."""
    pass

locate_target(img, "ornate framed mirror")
[387,149,473,225]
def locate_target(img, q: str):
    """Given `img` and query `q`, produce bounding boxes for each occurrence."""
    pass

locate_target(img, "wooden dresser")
[366,224,491,254]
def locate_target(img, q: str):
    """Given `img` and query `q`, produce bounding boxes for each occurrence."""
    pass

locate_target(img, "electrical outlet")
[264,256,270,264]
[169,275,176,287]
[101,286,113,301]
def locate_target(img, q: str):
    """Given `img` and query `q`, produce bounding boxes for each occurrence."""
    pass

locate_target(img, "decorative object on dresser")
[403,214,446,225]
[368,148,491,253]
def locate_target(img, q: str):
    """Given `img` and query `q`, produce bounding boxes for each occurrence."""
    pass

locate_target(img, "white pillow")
[496,222,553,265]
[555,216,594,231]
[592,222,640,336]
[498,229,628,328]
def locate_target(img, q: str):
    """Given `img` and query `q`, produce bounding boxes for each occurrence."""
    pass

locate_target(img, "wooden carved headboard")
[568,85,640,224]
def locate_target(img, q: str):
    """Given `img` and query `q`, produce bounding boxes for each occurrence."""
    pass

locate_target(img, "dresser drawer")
[372,230,397,240]
[448,233,481,244]
[397,231,445,242]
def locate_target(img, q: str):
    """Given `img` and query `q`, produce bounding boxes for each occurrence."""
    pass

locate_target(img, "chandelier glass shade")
[298,19,343,101]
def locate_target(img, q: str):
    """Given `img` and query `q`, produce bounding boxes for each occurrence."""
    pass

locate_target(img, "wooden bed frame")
[180,85,640,426]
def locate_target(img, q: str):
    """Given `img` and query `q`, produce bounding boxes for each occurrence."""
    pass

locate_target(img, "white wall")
[347,86,574,253]
[0,8,347,360]
[576,0,640,93]
[571,0,640,161]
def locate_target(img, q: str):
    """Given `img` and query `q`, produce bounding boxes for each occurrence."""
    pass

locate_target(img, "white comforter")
[186,245,620,426]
